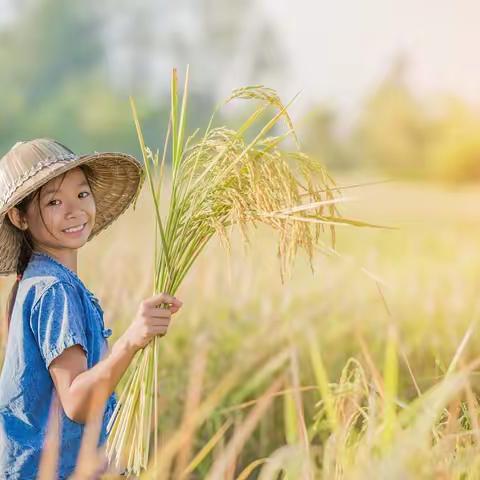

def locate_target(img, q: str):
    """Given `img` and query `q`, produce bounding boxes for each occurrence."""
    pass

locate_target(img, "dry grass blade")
[446,311,479,378]
[235,458,271,480]
[173,335,209,478]
[307,330,338,433]
[288,347,314,479]
[207,375,286,480]
[142,356,264,479]
[37,393,61,480]
[382,325,399,449]
[181,419,233,478]
[220,386,319,416]
[71,383,114,479]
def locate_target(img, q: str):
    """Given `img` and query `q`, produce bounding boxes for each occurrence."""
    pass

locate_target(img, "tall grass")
[1,174,480,478]
[105,66,380,475]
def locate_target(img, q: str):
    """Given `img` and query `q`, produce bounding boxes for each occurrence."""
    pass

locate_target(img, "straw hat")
[0,138,145,276]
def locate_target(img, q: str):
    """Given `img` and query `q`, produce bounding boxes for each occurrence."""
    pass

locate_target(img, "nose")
[64,197,88,219]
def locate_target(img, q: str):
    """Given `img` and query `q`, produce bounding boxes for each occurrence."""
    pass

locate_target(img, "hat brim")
[0,151,145,276]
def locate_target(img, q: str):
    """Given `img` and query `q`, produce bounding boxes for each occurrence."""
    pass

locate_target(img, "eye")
[47,192,90,206]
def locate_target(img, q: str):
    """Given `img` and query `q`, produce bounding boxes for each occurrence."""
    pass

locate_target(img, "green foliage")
[352,58,429,177]
[300,57,480,183]
[5,1,480,183]
[0,0,216,159]
[424,97,480,183]
[299,107,353,171]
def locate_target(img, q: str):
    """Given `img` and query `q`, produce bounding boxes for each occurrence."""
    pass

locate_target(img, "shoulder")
[33,279,76,310]
[20,257,78,310]
[21,275,76,308]
[9,277,82,336]
[17,278,79,317]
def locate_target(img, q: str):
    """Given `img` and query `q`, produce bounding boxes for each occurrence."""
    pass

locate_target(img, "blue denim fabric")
[0,251,118,479]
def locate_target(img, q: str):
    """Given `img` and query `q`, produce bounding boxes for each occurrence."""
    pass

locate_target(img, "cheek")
[33,209,61,233]
[27,218,49,239]
[25,203,58,238]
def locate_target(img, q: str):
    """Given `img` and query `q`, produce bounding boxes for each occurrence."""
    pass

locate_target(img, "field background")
[3,174,480,478]
[2,0,480,477]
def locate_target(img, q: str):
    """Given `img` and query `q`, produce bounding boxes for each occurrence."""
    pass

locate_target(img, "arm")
[48,292,183,424]
[48,336,137,424]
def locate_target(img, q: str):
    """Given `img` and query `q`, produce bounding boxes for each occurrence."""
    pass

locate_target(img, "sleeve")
[29,281,89,369]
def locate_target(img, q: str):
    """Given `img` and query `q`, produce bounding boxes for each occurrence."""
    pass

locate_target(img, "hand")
[123,292,183,351]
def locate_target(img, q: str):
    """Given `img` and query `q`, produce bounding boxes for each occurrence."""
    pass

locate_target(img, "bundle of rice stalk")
[106,66,384,475]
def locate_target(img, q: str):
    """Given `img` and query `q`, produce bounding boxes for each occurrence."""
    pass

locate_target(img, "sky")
[260,0,480,124]
[1,0,479,126]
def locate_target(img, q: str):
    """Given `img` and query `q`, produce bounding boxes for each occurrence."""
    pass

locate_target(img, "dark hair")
[4,164,95,333]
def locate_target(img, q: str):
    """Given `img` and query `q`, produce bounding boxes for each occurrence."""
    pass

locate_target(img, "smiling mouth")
[62,223,87,233]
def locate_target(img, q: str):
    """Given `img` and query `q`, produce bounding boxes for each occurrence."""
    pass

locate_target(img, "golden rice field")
[2,174,480,479]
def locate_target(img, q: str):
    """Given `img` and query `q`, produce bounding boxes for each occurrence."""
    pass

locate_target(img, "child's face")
[22,167,96,251]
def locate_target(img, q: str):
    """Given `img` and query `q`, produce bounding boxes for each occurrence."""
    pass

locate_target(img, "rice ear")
[107,68,379,475]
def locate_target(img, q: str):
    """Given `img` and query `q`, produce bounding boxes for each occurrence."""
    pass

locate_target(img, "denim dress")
[0,251,118,479]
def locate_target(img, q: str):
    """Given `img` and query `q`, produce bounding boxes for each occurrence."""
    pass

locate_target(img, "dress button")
[102,328,112,338]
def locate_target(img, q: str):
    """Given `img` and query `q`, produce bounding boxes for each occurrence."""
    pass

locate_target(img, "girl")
[0,138,183,479]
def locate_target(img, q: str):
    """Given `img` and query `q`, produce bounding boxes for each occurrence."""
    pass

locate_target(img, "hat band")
[0,153,77,209]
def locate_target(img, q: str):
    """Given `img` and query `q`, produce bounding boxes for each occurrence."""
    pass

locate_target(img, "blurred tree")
[102,0,289,111]
[298,106,353,171]
[424,96,480,183]
[351,54,429,177]
[0,0,289,160]
[227,9,288,92]
[0,0,139,155]
[16,0,102,107]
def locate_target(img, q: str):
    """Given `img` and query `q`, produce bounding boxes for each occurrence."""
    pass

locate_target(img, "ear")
[7,207,28,231]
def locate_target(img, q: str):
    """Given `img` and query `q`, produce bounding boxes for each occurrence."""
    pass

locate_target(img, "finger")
[169,297,183,308]
[147,308,172,318]
[174,297,183,307]
[153,298,182,310]
[144,292,179,308]
[151,318,170,327]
